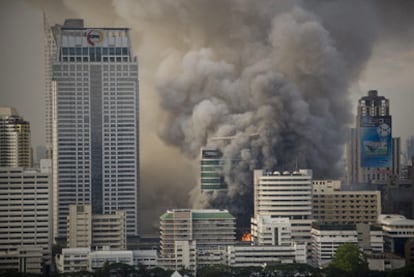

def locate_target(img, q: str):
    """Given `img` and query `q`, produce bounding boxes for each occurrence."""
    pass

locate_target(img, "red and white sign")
[86,30,104,46]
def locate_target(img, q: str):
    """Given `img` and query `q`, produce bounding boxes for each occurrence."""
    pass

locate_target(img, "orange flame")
[241,232,252,242]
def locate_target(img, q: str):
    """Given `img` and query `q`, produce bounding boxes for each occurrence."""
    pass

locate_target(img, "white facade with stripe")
[253,169,313,244]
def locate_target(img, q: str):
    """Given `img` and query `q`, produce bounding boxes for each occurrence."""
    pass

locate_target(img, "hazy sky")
[1,0,413,149]
[1,0,414,232]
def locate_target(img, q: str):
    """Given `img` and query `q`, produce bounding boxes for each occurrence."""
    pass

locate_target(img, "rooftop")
[378,214,414,226]
[160,209,235,220]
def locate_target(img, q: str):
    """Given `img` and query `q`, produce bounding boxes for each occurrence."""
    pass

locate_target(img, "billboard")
[201,148,223,159]
[360,116,392,168]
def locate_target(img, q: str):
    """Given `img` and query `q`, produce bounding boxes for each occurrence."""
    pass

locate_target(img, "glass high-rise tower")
[48,19,139,242]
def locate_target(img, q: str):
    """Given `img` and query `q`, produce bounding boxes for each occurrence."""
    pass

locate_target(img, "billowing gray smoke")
[153,1,354,224]
[31,0,414,231]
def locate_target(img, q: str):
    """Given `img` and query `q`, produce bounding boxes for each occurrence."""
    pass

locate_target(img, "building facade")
[56,248,157,273]
[250,216,292,246]
[93,211,127,250]
[159,209,236,271]
[48,19,139,242]
[313,189,381,224]
[67,204,127,250]
[311,223,383,268]
[67,205,92,248]
[350,90,396,184]
[0,107,32,168]
[345,128,358,186]
[200,147,227,191]
[253,169,313,245]
[378,214,414,262]
[0,167,52,273]
[226,244,305,267]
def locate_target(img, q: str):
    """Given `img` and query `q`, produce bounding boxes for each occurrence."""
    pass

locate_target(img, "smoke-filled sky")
[1,0,414,233]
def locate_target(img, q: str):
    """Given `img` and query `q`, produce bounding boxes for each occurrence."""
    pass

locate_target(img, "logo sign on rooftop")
[86,30,104,46]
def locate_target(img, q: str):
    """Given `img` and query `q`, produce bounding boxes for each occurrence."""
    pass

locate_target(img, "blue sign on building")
[360,116,392,168]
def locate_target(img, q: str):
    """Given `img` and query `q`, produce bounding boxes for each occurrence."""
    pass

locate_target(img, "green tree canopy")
[328,243,368,274]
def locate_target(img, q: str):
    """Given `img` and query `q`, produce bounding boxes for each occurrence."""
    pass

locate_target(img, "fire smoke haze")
[2,0,414,232]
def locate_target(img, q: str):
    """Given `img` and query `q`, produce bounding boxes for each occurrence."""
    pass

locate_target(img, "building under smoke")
[199,147,227,192]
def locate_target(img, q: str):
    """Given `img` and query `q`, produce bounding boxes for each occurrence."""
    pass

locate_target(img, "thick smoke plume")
[149,1,354,226]
[31,0,414,231]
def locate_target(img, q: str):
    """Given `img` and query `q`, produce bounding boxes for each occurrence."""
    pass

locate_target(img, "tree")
[198,264,233,277]
[328,243,368,276]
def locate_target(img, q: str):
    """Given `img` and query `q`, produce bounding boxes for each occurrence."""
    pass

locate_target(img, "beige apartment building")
[313,189,381,224]
[67,204,126,250]
[0,167,51,273]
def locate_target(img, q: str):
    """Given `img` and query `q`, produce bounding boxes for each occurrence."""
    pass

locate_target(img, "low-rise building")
[67,205,92,248]
[89,250,133,271]
[251,216,292,246]
[159,209,235,272]
[311,223,383,268]
[67,204,127,250]
[93,211,127,250]
[367,253,406,271]
[378,214,414,262]
[56,248,90,273]
[0,166,52,273]
[227,242,307,267]
[55,248,157,273]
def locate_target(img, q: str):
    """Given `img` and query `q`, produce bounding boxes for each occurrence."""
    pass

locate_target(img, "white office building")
[251,216,292,246]
[48,19,139,242]
[227,243,306,267]
[0,167,52,273]
[56,248,90,273]
[378,214,414,260]
[253,169,313,245]
[311,223,383,268]
[56,248,157,273]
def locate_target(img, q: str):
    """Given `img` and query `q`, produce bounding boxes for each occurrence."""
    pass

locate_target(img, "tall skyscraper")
[48,19,139,242]
[0,107,32,168]
[44,14,57,159]
[356,90,393,184]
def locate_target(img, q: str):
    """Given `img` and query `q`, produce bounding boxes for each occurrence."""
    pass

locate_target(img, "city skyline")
[1,0,414,233]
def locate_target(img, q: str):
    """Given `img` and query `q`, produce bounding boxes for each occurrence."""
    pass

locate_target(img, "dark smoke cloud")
[28,0,414,231]
[143,1,354,226]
